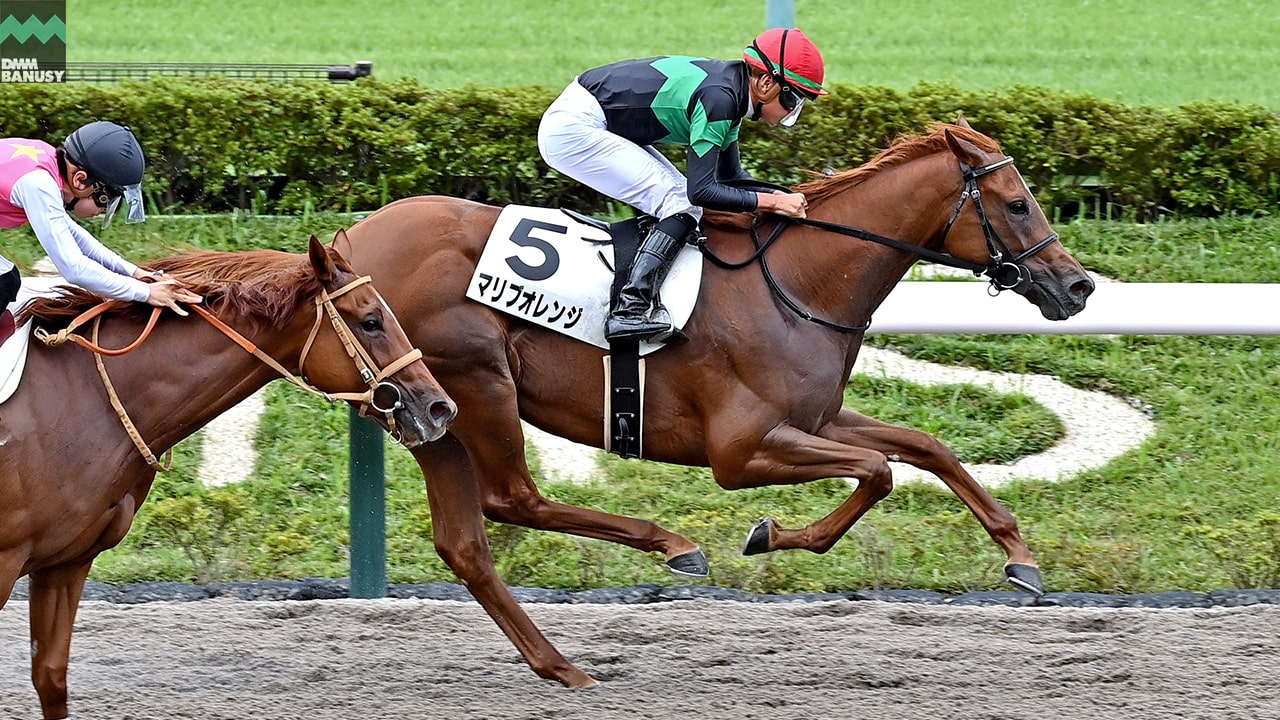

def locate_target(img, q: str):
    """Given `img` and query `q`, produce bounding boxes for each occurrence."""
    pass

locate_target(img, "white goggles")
[779,96,806,128]
[102,183,146,229]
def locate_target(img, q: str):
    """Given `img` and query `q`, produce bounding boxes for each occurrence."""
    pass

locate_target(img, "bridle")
[702,156,1061,334]
[35,275,423,470]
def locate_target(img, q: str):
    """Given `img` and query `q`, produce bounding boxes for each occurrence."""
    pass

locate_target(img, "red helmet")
[743,27,827,97]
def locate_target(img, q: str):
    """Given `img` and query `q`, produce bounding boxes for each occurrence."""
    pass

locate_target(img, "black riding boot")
[0,266,19,309]
[605,212,696,342]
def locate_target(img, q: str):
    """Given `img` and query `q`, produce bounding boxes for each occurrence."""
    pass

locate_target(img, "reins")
[35,275,422,471]
[699,157,1060,334]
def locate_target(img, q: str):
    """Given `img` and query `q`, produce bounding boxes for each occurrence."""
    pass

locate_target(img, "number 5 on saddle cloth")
[465,205,704,458]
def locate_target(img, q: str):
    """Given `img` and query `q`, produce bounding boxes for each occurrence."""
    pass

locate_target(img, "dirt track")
[1,598,1277,720]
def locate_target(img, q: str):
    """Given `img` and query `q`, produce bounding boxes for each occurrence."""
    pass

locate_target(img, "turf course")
[70,0,1280,108]
[24,1,1280,593]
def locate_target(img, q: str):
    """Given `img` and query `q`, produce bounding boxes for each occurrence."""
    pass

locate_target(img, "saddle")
[466,205,707,459]
[0,276,63,404]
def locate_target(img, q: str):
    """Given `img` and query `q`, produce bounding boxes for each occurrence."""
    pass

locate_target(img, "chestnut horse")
[0,235,456,719]
[339,121,1096,687]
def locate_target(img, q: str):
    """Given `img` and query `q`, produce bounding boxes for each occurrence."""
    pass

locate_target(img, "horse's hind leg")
[821,409,1034,564]
[28,561,92,720]
[747,409,1040,592]
[413,433,597,688]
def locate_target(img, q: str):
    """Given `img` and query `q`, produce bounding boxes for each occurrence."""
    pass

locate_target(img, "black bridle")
[701,157,1061,334]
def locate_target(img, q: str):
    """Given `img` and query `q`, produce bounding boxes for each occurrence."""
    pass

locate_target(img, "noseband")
[704,157,1061,333]
[37,275,423,469]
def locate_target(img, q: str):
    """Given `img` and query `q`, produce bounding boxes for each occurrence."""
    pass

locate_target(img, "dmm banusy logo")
[0,0,66,83]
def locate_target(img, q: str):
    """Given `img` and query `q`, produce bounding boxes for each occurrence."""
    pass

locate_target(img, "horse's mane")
[16,248,331,332]
[704,123,1002,231]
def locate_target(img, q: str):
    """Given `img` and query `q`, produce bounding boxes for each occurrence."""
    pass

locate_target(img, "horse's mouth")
[395,398,457,447]
[400,424,448,450]
[1023,275,1095,321]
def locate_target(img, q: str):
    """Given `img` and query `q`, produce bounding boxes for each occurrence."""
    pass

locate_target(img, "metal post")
[348,407,386,598]
[765,0,795,28]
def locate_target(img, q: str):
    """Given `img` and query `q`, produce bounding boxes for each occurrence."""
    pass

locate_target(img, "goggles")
[93,181,146,228]
[777,85,809,127]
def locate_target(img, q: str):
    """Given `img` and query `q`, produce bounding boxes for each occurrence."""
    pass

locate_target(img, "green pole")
[765,0,795,28]
[348,407,386,598]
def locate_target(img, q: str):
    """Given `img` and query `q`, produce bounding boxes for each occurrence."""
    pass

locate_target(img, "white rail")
[870,282,1280,335]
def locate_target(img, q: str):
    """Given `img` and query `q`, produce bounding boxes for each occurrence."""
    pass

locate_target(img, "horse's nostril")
[1071,278,1095,299]
[430,400,456,425]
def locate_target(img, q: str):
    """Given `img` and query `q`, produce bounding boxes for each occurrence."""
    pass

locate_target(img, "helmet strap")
[750,30,791,88]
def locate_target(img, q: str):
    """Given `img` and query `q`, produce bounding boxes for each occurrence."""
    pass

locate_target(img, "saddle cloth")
[466,205,703,356]
[0,276,69,405]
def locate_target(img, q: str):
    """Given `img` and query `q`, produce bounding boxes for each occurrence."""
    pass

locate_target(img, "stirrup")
[605,317,671,342]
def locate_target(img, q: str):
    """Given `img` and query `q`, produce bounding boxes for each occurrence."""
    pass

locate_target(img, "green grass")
[39,1,1280,594]
[69,0,1280,108]
[94,373,1064,587]
[80,214,1280,595]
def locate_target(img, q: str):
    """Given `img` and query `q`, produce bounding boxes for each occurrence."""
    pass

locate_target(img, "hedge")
[2,77,1277,219]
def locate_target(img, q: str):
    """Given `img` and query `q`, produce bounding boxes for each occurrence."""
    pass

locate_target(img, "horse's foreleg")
[450,375,703,573]
[413,434,597,689]
[0,551,23,611]
[710,423,895,555]
[817,408,1035,568]
[28,562,92,720]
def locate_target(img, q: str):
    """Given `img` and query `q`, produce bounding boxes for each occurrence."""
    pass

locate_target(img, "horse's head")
[937,117,1094,320]
[299,231,456,447]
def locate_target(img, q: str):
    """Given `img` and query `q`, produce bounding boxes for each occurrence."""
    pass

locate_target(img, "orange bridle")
[34,276,423,470]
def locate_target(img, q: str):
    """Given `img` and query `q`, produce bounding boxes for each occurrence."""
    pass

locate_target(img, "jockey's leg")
[538,80,695,220]
[605,212,695,342]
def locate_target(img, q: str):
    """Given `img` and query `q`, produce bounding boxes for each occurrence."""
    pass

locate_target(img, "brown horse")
[339,121,1096,687]
[0,235,456,719]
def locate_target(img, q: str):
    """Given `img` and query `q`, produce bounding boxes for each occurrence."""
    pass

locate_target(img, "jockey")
[538,27,826,343]
[0,121,201,315]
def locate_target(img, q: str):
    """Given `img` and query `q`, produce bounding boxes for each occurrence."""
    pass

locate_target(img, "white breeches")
[537,80,701,222]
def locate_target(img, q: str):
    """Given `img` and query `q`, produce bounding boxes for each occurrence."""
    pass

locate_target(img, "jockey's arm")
[687,143,807,219]
[686,143,758,212]
[10,170,150,302]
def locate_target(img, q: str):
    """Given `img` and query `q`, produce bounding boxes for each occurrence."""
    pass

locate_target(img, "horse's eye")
[360,317,384,333]
[1009,199,1030,215]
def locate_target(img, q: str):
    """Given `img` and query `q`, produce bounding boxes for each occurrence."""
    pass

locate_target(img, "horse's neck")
[771,153,959,329]
[75,314,291,456]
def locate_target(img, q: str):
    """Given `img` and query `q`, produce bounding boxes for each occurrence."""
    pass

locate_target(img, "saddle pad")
[0,276,68,405]
[466,205,703,355]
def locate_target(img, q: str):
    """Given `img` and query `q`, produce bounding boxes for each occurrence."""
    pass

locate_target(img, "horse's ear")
[330,227,354,260]
[944,128,987,166]
[308,234,337,282]
[956,113,973,130]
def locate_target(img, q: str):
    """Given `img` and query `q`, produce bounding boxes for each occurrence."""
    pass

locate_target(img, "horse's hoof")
[667,548,709,577]
[563,670,600,689]
[1005,563,1045,597]
[742,517,774,556]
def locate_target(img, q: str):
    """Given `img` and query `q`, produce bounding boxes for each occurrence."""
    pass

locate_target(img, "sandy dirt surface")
[2,598,1277,720]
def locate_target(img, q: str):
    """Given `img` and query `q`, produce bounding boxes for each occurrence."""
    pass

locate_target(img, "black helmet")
[63,121,147,225]
[63,121,145,189]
